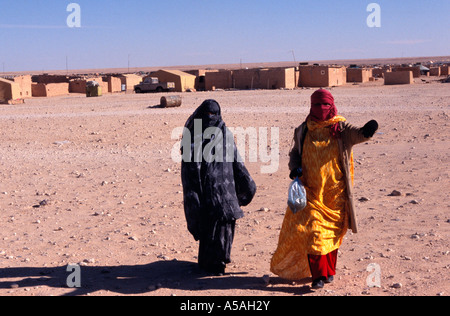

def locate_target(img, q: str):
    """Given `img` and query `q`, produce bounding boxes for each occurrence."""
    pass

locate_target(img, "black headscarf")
[184,99,222,132]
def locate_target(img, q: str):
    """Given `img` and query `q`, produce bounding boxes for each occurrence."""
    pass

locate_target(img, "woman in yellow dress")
[270,89,378,289]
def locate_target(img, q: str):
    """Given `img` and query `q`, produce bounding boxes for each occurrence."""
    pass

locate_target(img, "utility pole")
[291,50,297,66]
[290,51,298,88]
[128,54,130,73]
[66,56,69,75]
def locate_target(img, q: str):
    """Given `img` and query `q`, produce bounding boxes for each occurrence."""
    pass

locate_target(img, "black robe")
[181,100,256,273]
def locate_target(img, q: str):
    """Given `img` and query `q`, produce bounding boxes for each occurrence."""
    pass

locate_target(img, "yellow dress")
[270,116,353,280]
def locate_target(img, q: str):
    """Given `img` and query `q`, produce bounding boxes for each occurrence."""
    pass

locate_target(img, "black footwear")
[311,278,325,289]
[325,275,334,284]
[199,263,225,276]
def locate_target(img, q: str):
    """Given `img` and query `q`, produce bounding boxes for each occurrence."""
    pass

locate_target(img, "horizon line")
[2,55,449,76]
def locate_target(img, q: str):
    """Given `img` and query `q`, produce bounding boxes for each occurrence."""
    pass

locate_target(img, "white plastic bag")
[288,177,307,214]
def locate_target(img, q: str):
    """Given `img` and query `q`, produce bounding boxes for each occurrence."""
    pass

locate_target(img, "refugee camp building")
[69,79,87,93]
[372,66,391,78]
[104,76,122,93]
[0,75,33,100]
[185,69,218,91]
[69,77,108,94]
[10,75,32,99]
[298,65,347,87]
[392,66,421,78]
[32,83,70,97]
[260,67,297,89]
[149,70,196,92]
[118,74,143,92]
[205,70,232,91]
[0,78,22,104]
[429,67,441,76]
[231,67,297,90]
[384,71,414,85]
[346,68,373,83]
[441,65,449,76]
[204,68,296,91]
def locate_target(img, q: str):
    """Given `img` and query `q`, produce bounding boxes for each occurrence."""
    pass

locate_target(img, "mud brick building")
[0,78,22,104]
[69,77,108,94]
[298,65,347,87]
[204,67,296,91]
[384,71,414,85]
[347,67,373,83]
[231,67,296,90]
[104,76,122,93]
[392,66,421,78]
[32,83,70,97]
[118,74,143,92]
[205,70,233,91]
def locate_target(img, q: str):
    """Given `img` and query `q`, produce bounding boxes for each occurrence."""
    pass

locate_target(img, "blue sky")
[0,0,449,72]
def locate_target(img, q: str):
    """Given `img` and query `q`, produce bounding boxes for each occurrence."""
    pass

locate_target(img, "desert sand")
[0,79,449,296]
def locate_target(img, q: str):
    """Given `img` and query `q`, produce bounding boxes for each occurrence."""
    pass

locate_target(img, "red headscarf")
[308,89,341,138]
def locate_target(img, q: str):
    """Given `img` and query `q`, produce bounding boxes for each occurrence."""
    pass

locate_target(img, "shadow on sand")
[0,260,313,296]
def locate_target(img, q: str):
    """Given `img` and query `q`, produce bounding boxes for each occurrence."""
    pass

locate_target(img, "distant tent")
[147,70,196,92]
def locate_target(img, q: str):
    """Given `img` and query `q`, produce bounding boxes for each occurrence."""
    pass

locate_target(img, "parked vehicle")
[134,77,175,93]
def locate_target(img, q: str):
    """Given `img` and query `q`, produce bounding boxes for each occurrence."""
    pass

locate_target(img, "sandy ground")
[0,79,449,297]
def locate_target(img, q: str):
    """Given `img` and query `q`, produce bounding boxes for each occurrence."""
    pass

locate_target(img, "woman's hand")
[289,168,303,180]
[362,120,379,138]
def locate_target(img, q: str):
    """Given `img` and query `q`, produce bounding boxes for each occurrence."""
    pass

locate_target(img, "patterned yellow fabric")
[271,116,354,280]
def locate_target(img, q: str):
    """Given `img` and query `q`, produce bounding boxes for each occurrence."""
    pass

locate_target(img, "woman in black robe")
[181,99,256,275]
